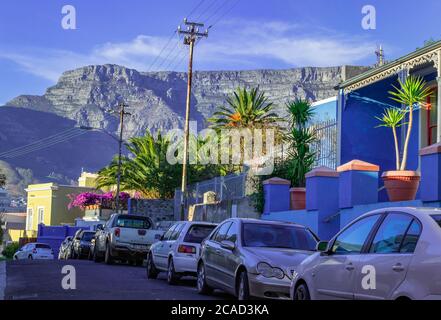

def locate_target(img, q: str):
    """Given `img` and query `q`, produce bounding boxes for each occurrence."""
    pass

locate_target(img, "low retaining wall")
[37,224,91,258]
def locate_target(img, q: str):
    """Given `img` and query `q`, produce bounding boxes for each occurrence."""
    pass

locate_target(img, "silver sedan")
[196,218,319,300]
[290,207,441,300]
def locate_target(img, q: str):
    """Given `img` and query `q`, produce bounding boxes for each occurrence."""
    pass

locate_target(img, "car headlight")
[256,262,285,279]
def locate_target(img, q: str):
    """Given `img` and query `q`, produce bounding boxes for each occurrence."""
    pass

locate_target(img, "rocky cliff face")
[6,64,368,137]
[2,64,369,195]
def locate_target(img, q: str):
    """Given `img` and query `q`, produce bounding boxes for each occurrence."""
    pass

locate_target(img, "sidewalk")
[0,261,5,300]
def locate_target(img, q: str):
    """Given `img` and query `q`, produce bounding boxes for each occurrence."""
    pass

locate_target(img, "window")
[431,215,441,227]
[242,223,318,250]
[214,222,232,243]
[332,215,381,254]
[26,208,33,230]
[37,207,44,224]
[81,232,95,242]
[170,223,185,241]
[369,213,413,254]
[115,215,152,229]
[400,220,422,253]
[163,224,177,241]
[225,222,238,243]
[36,244,51,249]
[184,225,216,243]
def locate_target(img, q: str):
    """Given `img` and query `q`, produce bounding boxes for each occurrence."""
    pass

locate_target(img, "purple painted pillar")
[337,160,380,209]
[263,177,291,214]
[306,167,339,240]
[420,143,441,202]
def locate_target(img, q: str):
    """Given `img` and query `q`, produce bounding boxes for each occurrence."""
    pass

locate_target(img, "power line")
[147,0,209,72]
[187,0,206,19]
[195,0,219,21]
[0,128,81,158]
[0,130,88,159]
[146,31,177,72]
[208,0,240,29]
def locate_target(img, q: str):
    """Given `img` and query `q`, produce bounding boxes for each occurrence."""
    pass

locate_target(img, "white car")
[290,207,441,300]
[147,221,217,284]
[13,243,54,260]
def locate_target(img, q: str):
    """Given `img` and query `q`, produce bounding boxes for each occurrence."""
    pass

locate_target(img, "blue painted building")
[263,41,441,240]
[337,41,441,200]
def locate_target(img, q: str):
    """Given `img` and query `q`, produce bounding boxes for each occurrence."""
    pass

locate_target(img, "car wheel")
[136,259,144,267]
[88,250,93,261]
[146,253,159,279]
[293,283,311,301]
[237,271,250,300]
[28,255,33,260]
[167,258,180,285]
[104,244,113,265]
[197,262,213,295]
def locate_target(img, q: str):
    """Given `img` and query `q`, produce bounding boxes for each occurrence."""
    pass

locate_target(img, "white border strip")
[311,96,337,107]
[0,261,5,300]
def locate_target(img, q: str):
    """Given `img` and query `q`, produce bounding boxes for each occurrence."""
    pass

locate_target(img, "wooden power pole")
[178,19,208,221]
[108,102,131,213]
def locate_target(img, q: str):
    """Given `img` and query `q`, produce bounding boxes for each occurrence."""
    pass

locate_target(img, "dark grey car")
[196,218,318,300]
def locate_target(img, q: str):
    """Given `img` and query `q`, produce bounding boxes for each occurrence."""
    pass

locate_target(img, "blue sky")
[1,0,440,104]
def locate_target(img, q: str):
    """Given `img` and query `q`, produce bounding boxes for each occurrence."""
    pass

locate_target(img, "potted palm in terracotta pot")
[284,99,316,210]
[377,76,431,201]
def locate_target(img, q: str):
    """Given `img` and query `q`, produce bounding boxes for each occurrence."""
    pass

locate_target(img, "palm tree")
[96,132,181,199]
[376,108,406,170]
[96,131,233,199]
[388,76,431,170]
[209,87,281,129]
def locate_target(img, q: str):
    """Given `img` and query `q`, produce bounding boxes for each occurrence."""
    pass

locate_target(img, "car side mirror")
[220,240,235,251]
[316,241,329,253]
[155,233,162,240]
[96,224,104,231]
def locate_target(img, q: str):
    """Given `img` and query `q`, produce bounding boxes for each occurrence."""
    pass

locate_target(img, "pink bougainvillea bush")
[68,192,130,210]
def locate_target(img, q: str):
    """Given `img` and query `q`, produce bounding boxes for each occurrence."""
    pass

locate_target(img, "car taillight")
[178,245,196,254]
[114,228,120,237]
[32,248,37,254]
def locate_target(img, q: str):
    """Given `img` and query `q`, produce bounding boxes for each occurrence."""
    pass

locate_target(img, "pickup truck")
[93,213,164,265]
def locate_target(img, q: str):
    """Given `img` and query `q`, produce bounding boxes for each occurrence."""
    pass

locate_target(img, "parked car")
[290,207,441,300]
[93,213,163,265]
[58,236,73,260]
[71,230,95,259]
[147,221,217,284]
[13,243,54,260]
[155,220,177,231]
[197,218,319,300]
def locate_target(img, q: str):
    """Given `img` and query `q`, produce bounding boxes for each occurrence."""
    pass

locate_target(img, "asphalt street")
[3,259,232,300]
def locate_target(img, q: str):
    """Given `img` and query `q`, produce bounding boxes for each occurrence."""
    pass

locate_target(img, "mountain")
[1,64,369,196]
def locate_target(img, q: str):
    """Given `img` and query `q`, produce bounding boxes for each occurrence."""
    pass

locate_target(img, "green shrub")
[1,242,19,259]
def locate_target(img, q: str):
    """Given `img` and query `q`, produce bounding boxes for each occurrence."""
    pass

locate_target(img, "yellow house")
[78,171,98,188]
[25,183,95,238]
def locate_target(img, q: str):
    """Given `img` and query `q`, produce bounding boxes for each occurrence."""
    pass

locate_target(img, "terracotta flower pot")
[290,188,306,210]
[382,171,420,202]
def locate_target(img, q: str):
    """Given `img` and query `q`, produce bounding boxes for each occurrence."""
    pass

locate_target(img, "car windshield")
[116,215,151,229]
[431,215,441,227]
[36,244,51,249]
[82,232,95,241]
[242,223,318,251]
[183,225,216,243]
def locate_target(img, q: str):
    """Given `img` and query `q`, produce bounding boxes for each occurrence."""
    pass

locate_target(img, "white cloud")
[0,20,379,82]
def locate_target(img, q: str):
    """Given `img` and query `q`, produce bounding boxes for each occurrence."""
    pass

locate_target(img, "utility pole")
[177,19,208,221]
[108,102,131,213]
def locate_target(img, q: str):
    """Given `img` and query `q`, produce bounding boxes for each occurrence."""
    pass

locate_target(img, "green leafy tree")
[376,108,406,170]
[388,76,431,170]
